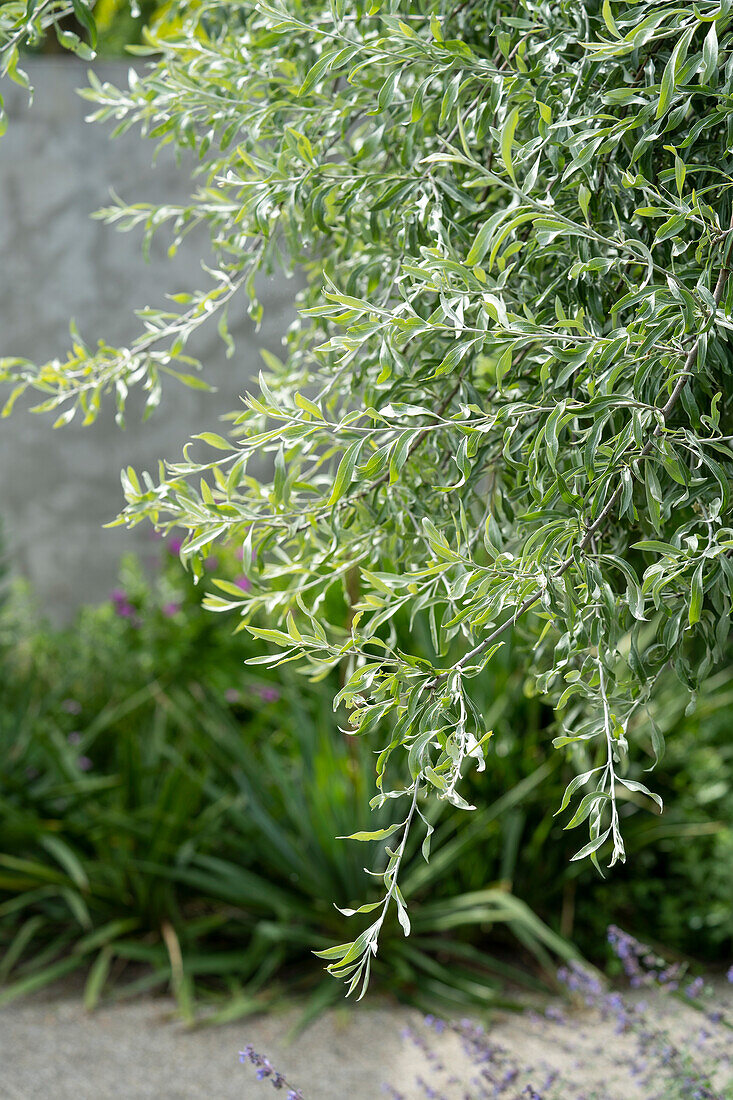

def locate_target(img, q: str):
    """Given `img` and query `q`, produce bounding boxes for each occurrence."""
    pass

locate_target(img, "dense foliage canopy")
[3,0,733,994]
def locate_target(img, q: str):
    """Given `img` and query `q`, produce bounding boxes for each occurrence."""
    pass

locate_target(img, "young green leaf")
[328,439,363,506]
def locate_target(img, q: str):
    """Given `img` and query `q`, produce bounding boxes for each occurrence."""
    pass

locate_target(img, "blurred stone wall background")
[0,58,298,620]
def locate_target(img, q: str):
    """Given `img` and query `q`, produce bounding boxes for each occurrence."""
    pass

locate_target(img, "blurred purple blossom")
[557,961,603,1004]
[205,555,219,571]
[606,925,695,995]
[225,689,240,704]
[234,574,252,592]
[257,686,280,704]
[77,756,92,771]
[67,732,81,745]
[162,601,181,618]
[61,698,82,715]
[168,536,184,555]
[685,977,705,1000]
[111,589,140,626]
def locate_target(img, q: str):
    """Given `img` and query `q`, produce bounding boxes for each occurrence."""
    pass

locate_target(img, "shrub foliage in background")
[0,547,580,1018]
[3,0,733,992]
[0,0,161,78]
[1,546,731,1016]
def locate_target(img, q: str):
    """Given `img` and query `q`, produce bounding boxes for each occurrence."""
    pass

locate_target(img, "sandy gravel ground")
[1,981,731,1099]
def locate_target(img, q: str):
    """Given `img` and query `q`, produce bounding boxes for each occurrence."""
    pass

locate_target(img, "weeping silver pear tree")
[3,0,733,995]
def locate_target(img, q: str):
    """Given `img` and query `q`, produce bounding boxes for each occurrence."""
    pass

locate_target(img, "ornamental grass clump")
[3,0,733,991]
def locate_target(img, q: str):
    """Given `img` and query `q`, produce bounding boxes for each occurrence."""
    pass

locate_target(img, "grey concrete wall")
[0,58,298,620]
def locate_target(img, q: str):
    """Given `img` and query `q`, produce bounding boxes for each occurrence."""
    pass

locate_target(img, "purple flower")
[162,601,181,618]
[606,925,673,989]
[257,686,280,704]
[239,1044,301,1097]
[225,689,240,704]
[168,537,184,555]
[727,966,733,984]
[557,961,603,1000]
[204,555,219,571]
[77,756,92,771]
[68,732,81,745]
[234,574,252,592]
[111,588,139,623]
[685,977,705,999]
[61,699,82,715]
